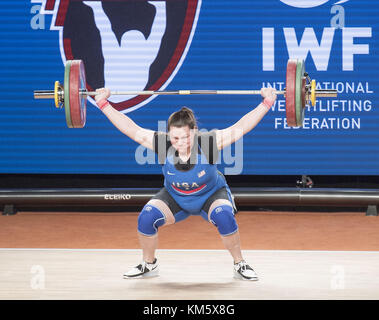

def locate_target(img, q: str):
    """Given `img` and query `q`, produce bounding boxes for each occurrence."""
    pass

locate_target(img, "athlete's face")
[169,126,195,155]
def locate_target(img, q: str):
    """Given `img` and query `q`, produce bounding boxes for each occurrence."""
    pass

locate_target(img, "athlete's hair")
[167,107,197,131]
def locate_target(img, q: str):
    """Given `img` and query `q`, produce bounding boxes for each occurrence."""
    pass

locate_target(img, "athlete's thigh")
[201,187,236,222]
[149,188,182,225]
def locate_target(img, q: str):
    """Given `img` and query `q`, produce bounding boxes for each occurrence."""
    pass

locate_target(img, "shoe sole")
[123,268,159,279]
[233,272,259,281]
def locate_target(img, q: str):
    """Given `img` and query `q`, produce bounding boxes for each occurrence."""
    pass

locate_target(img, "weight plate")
[285,59,297,127]
[299,77,306,126]
[295,59,305,127]
[64,60,73,128]
[54,81,60,108]
[311,79,316,106]
[69,60,87,128]
[301,77,306,110]
[78,61,87,128]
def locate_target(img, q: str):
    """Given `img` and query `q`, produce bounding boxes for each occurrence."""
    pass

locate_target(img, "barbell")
[34,59,337,128]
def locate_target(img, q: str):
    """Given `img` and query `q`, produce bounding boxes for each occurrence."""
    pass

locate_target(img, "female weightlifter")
[93,87,277,281]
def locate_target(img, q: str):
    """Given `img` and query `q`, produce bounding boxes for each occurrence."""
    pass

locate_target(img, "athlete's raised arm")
[215,87,277,150]
[93,88,155,150]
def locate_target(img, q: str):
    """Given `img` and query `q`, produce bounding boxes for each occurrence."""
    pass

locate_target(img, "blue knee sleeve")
[138,205,166,236]
[209,205,238,236]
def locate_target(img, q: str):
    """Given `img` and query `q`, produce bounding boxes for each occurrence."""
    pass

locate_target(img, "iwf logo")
[262,0,371,71]
[32,0,202,113]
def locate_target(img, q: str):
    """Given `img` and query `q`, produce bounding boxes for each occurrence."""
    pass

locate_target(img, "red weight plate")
[285,59,297,127]
[69,60,87,128]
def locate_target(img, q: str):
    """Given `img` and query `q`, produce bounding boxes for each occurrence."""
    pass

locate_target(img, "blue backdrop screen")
[0,0,378,175]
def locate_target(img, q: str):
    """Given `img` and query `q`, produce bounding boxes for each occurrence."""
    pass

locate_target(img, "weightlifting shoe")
[123,258,159,279]
[233,260,259,281]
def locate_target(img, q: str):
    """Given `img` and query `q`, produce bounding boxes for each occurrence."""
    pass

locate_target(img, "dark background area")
[1,174,375,213]
[1,173,379,189]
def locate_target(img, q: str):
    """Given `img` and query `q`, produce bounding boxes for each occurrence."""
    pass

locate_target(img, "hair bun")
[180,106,191,113]
[167,106,197,130]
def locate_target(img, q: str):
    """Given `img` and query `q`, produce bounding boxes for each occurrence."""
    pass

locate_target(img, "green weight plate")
[285,59,297,127]
[301,77,306,110]
[69,60,87,128]
[64,60,73,128]
[295,59,305,127]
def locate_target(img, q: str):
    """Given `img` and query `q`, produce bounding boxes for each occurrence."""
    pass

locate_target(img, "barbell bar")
[34,88,337,98]
[35,89,271,98]
[33,59,338,128]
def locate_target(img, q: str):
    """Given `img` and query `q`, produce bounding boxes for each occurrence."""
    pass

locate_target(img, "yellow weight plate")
[311,79,316,107]
[54,81,63,109]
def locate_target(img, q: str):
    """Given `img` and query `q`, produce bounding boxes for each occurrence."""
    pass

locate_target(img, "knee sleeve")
[209,205,238,236]
[137,205,166,236]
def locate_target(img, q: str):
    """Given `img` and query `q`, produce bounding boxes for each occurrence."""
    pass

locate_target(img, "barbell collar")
[313,89,338,98]
[34,90,55,99]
